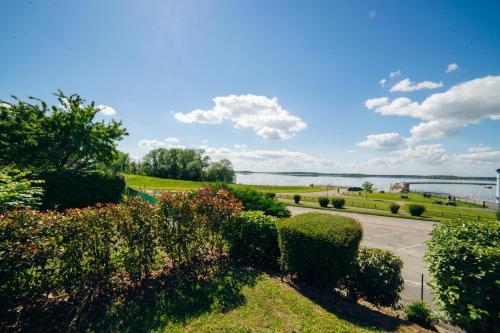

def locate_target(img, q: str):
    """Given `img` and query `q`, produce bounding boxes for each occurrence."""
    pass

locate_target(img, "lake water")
[236,173,498,202]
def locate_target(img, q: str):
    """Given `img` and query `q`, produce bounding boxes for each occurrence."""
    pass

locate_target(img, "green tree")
[204,159,236,183]
[0,167,44,213]
[142,148,210,181]
[361,181,374,198]
[0,91,127,172]
[107,151,132,173]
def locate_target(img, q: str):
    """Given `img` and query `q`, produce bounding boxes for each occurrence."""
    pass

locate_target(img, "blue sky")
[1,0,500,176]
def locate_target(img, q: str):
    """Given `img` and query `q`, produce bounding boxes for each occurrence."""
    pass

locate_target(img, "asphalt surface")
[288,205,437,306]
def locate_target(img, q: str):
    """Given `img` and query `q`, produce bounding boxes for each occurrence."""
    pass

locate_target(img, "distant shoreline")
[236,171,496,181]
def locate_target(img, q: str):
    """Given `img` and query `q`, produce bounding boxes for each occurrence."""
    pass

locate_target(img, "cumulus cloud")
[174,94,307,140]
[379,78,386,87]
[365,75,500,142]
[357,133,405,151]
[457,145,500,162]
[390,78,443,92]
[96,104,117,116]
[446,63,459,73]
[389,70,401,78]
[138,137,183,150]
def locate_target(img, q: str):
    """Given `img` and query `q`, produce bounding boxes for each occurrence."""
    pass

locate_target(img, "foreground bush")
[293,194,301,204]
[406,204,425,216]
[330,198,345,209]
[40,170,125,210]
[226,211,279,268]
[278,213,362,288]
[404,301,434,329]
[0,167,44,213]
[425,219,499,332]
[344,247,404,308]
[389,203,400,214]
[0,186,242,329]
[318,197,329,207]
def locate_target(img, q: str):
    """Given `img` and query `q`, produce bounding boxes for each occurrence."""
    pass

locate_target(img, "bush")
[39,170,125,211]
[497,209,500,221]
[404,301,434,329]
[425,219,499,332]
[318,197,329,207]
[389,203,400,214]
[226,211,279,268]
[293,194,301,204]
[330,198,345,209]
[432,200,443,205]
[0,167,44,213]
[344,247,404,308]
[278,213,362,288]
[265,192,276,200]
[406,204,425,216]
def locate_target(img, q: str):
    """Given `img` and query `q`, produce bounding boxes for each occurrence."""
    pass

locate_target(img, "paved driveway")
[287,206,436,306]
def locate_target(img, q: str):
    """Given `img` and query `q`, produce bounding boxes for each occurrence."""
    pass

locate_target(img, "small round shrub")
[496,209,500,221]
[226,211,279,268]
[432,200,443,205]
[404,301,434,329]
[331,198,345,209]
[425,219,499,332]
[389,203,400,214]
[318,197,329,208]
[278,213,362,288]
[265,192,276,200]
[406,204,426,216]
[344,247,404,308]
[293,194,301,204]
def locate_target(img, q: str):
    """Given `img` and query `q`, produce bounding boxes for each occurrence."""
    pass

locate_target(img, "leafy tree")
[0,91,127,172]
[204,159,236,183]
[142,148,210,181]
[106,151,132,173]
[0,167,44,213]
[361,181,373,198]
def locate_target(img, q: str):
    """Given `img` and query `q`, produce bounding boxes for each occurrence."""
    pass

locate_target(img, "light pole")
[496,168,500,208]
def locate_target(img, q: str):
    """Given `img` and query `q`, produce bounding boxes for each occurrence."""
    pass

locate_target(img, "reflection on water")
[235,173,497,202]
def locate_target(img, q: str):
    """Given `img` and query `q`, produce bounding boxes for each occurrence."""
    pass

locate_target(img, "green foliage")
[330,198,345,209]
[497,209,500,221]
[389,203,400,214]
[219,185,291,218]
[278,213,362,288]
[293,194,301,204]
[0,91,127,172]
[226,211,279,268]
[0,186,242,328]
[203,159,236,183]
[318,197,329,207]
[107,150,132,173]
[404,301,434,329]
[0,167,44,213]
[361,181,374,198]
[142,148,209,181]
[264,192,276,199]
[40,170,126,210]
[344,247,404,308]
[425,219,500,332]
[406,204,426,216]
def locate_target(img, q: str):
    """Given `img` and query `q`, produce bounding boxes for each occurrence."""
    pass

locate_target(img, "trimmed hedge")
[264,192,276,200]
[406,204,425,216]
[425,219,500,332]
[330,198,345,209]
[318,197,329,208]
[39,170,125,211]
[389,203,400,214]
[344,247,404,308]
[278,213,362,288]
[293,194,301,204]
[226,211,279,268]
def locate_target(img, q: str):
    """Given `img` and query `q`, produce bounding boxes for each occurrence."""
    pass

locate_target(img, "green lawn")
[124,174,328,193]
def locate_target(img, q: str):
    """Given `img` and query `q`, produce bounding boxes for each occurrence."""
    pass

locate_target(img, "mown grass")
[124,174,328,193]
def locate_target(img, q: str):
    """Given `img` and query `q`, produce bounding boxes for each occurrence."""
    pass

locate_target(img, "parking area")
[288,206,436,306]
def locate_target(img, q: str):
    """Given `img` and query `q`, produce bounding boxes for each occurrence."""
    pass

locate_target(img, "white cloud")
[174,94,307,140]
[457,145,500,162]
[365,75,500,142]
[390,78,443,92]
[398,144,447,163]
[96,104,117,116]
[446,63,459,73]
[389,70,401,78]
[138,137,183,150]
[379,78,386,87]
[368,10,376,19]
[345,150,356,153]
[357,133,405,151]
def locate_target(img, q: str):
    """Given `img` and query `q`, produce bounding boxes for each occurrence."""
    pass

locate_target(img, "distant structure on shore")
[496,169,500,206]
[391,182,410,193]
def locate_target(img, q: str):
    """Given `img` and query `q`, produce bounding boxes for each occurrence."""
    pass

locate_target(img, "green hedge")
[389,203,400,214]
[278,213,362,288]
[226,211,279,268]
[425,219,499,332]
[318,197,329,207]
[39,170,126,210]
[406,204,425,216]
[293,194,301,204]
[330,198,345,209]
[344,247,404,308]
